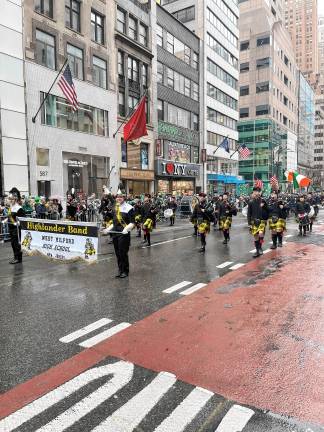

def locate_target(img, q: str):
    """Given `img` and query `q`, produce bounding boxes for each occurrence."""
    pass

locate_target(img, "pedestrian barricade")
[18,217,101,263]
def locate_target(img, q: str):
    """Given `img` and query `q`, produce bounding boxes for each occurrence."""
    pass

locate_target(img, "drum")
[308,206,315,218]
[242,205,248,217]
[164,208,174,218]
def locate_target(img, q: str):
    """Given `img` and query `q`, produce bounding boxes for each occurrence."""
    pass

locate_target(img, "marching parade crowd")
[1,186,323,276]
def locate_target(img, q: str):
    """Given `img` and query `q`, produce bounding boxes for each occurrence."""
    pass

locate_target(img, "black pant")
[10,227,22,261]
[113,234,130,274]
[170,215,175,226]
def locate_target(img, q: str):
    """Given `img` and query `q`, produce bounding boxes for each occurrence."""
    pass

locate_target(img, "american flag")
[58,64,79,111]
[270,174,279,190]
[254,178,264,189]
[238,143,251,159]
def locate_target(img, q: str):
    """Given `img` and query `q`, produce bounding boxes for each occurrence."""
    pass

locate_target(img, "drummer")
[167,196,177,226]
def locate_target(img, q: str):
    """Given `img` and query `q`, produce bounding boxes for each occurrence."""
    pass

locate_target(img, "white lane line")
[229,263,244,270]
[59,318,112,343]
[92,372,177,432]
[163,281,192,294]
[153,386,214,432]
[263,249,271,254]
[216,261,233,269]
[180,283,207,296]
[142,236,192,248]
[215,404,254,431]
[285,234,293,238]
[0,361,134,432]
[79,323,131,348]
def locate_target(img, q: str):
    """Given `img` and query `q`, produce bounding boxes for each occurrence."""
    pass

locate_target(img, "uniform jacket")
[247,198,269,225]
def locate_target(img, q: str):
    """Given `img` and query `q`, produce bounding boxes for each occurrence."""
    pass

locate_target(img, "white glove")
[122,223,134,234]
[102,224,114,235]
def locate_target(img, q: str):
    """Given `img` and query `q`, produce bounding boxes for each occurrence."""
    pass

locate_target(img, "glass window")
[128,95,139,112]
[240,62,249,72]
[173,6,195,23]
[92,56,107,89]
[192,113,199,131]
[207,82,237,110]
[167,68,174,88]
[119,91,125,116]
[240,108,249,118]
[240,40,249,51]
[168,104,191,129]
[256,57,270,68]
[184,78,191,97]
[207,33,238,69]
[65,0,80,32]
[128,57,139,82]
[174,38,186,61]
[142,63,148,88]
[157,24,163,47]
[42,93,108,136]
[91,10,104,45]
[192,52,199,70]
[206,7,238,47]
[118,51,124,76]
[257,36,270,46]
[35,29,55,70]
[256,104,269,115]
[256,82,269,93]
[192,82,199,101]
[167,33,174,53]
[36,148,49,166]
[121,139,127,163]
[240,85,249,96]
[184,45,191,64]
[35,0,53,18]
[207,107,237,130]
[207,58,237,90]
[139,24,148,46]
[158,99,164,121]
[67,44,83,80]
[140,143,149,169]
[129,16,137,40]
[157,62,163,84]
[117,8,126,33]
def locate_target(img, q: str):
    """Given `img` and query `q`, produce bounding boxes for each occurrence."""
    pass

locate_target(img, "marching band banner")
[19,218,99,263]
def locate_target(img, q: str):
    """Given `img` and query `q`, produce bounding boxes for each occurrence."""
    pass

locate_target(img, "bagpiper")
[142,194,158,247]
[218,193,237,244]
[295,195,310,236]
[247,187,269,257]
[268,192,288,249]
[191,193,213,252]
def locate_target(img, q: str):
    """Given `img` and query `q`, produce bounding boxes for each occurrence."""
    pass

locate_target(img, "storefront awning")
[207,174,245,184]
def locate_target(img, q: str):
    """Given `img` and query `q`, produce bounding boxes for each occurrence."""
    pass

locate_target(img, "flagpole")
[32,58,68,123]
[113,89,148,138]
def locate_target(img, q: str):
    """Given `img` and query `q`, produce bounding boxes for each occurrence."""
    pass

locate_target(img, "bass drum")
[190,195,199,213]
[242,205,248,217]
[164,208,174,218]
[308,206,315,218]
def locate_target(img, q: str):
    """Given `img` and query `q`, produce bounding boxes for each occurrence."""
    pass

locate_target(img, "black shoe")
[222,239,228,244]
[278,242,283,247]
[119,272,128,278]
[147,243,151,247]
[270,244,277,249]
[199,247,205,253]
[253,250,260,258]
[259,247,263,255]
[142,239,147,243]
[115,273,121,278]
[9,258,22,264]
[298,232,302,236]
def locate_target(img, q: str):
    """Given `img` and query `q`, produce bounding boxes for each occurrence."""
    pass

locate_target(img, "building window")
[240,40,249,51]
[65,0,81,32]
[167,68,174,88]
[139,24,148,46]
[42,93,108,136]
[91,10,104,45]
[207,82,237,110]
[173,6,195,23]
[36,148,49,166]
[140,143,149,169]
[157,24,163,47]
[207,32,238,69]
[207,58,237,90]
[167,33,174,54]
[121,138,127,162]
[256,104,269,115]
[256,57,270,68]
[117,8,126,33]
[35,0,53,18]
[240,62,249,72]
[192,52,198,70]
[119,91,125,116]
[192,113,199,131]
[257,36,270,46]
[128,57,139,82]
[128,16,137,41]
[192,82,199,101]
[118,51,124,76]
[240,85,249,96]
[142,63,148,88]
[128,95,139,113]
[206,7,237,47]
[67,44,83,80]
[240,108,249,118]
[92,56,107,89]
[157,62,163,83]
[184,78,191,97]
[158,99,164,121]
[207,107,237,130]
[35,29,55,70]
[168,104,191,129]
[256,82,269,93]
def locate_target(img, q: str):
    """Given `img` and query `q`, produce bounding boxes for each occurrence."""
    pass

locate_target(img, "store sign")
[63,159,88,167]
[19,218,99,263]
[158,121,199,146]
[156,160,200,177]
[120,168,155,181]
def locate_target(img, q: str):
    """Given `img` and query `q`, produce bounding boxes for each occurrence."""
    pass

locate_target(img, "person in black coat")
[168,196,178,226]
[268,192,288,249]
[247,187,269,257]
[6,187,25,264]
[295,195,310,236]
[191,193,213,252]
[218,193,237,244]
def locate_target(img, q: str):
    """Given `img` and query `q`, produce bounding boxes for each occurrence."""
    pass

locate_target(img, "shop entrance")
[157,179,194,196]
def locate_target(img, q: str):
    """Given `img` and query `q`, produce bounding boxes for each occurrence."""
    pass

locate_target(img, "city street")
[0,213,323,431]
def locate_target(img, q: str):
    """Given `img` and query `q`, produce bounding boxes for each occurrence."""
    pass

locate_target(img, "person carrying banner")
[5,188,26,264]
[104,189,135,278]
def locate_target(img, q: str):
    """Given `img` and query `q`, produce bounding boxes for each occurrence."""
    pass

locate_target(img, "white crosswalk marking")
[59,318,112,343]
[92,372,177,432]
[229,263,244,270]
[79,323,131,348]
[154,387,214,432]
[215,404,254,431]
[216,261,233,269]
[163,281,192,294]
[180,283,207,296]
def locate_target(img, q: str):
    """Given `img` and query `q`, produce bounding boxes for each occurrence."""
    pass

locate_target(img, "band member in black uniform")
[295,195,310,236]
[6,187,25,264]
[191,193,213,252]
[105,189,135,278]
[142,194,157,247]
[247,187,269,257]
[268,192,288,249]
[219,193,237,244]
[307,192,317,232]
[168,196,178,226]
[134,199,143,238]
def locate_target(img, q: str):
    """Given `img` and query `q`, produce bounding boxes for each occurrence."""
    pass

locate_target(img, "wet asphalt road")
[0,212,324,431]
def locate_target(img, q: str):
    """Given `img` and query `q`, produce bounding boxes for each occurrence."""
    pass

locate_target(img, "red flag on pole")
[123,96,148,142]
